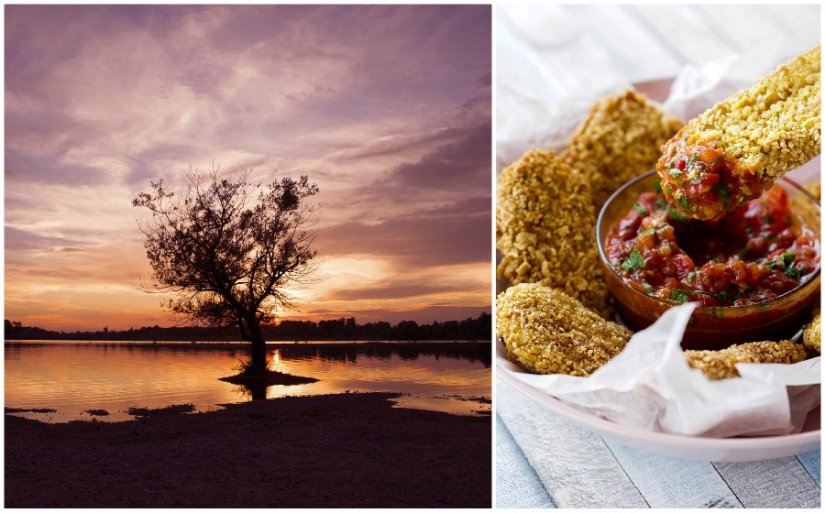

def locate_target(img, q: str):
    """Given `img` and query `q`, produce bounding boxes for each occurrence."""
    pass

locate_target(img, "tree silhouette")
[133,170,319,373]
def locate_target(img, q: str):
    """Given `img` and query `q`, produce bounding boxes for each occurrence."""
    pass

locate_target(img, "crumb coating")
[684,341,808,380]
[803,309,821,355]
[563,89,683,209]
[496,150,612,318]
[658,47,821,219]
[496,283,632,376]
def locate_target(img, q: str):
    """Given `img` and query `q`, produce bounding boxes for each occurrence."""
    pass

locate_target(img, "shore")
[4,392,491,508]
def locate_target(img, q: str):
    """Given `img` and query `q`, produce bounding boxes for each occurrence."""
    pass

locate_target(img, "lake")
[4,341,491,422]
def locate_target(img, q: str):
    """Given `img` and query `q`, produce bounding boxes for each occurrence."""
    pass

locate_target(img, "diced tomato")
[697,147,721,164]
[605,186,820,307]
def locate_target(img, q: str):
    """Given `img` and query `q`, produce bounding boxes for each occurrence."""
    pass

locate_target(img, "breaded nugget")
[658,47,821,221]
[496,150,612,318]
[803,309,821,355]
[684,341,808,380]
[562,90,684,209]
[496,283,632,376]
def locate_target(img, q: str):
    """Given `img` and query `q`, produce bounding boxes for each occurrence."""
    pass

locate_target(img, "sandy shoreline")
[4,392,491,508]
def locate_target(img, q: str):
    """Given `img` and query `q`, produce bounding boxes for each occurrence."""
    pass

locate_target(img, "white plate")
[498,359,820,462]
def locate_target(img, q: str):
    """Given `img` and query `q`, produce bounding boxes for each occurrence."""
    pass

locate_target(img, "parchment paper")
[499,304,820,437]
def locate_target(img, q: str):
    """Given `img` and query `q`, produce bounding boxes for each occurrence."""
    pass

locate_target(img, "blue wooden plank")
[604,440,742,508]
[497,380,649,508]
[715,457,821,508]
[797,450,821,487]
[496,414,556,508]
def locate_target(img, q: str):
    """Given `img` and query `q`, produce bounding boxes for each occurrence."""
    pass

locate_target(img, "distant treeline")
[4,313,492,342]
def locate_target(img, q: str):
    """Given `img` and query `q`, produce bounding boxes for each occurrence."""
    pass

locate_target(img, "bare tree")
[133,170,319,374]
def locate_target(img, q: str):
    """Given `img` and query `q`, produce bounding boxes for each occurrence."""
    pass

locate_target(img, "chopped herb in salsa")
[620,249,645,273]
[670,289,690,303]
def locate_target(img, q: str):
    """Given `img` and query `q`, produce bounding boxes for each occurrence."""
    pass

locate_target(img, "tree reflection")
[231,383,268,400]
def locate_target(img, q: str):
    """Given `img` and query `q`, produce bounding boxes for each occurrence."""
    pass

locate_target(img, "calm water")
[5,341,490,423]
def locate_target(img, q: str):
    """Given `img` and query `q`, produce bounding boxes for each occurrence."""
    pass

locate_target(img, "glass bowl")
[596,170,821,350]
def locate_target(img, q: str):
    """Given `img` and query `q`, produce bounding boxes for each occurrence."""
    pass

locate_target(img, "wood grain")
[495,414,557,508]
[497,381,649,508]
[797,450,821,487]
[604,440,743,508]
[714,458,821,508]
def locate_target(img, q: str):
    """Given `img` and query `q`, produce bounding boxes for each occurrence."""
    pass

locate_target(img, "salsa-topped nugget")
[496,283,632,377]
[563,90,684,209]
[684,341,808,380]
[803,309,821,355]
[496,150,612,318]
[658,46,821,221]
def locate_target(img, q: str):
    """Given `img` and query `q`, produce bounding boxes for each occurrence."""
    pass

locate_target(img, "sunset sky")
[5,5,492,331]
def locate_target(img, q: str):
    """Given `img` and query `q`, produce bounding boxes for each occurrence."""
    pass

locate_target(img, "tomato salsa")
[605,184,820,307]
[658,142,764,221]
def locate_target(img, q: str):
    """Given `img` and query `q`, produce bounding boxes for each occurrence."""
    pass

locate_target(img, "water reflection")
[5,341,490,423]
[272,342,491,365]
